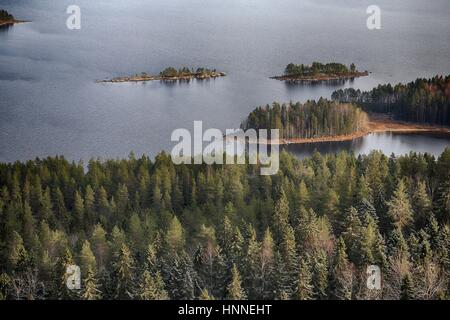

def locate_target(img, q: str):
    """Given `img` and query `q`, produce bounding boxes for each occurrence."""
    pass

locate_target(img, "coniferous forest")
[241,99,369,139]
[1,149,450,300]
[284,62,355,76]
[332,75,450,125]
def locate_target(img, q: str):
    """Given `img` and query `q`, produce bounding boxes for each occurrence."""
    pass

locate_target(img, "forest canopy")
[159,67,218,78]
[332,75,450,125]
[0,10,14,21]
[241,99,369,139]
[284,62,357,77]
[1,149,450,300]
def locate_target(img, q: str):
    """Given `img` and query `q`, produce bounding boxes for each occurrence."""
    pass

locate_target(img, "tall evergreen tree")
[387,180,413,231]
[329,237,353,300]
[226,264,246,300]
[295,258,314,300]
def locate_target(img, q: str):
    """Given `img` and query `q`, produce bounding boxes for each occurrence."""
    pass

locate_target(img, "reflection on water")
[0,24,13,32]
[282,132,450,158]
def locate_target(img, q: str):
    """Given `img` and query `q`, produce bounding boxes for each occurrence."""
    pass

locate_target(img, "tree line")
[284,62,356,77]
[332,75,450,125]
[0,10,14,21]
[159,67,217,78]
[0,148,450,300]
[241,99,369,140]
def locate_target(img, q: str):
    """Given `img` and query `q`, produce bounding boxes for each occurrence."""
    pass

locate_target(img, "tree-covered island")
[0,10,27,27]
[271,62,368,83]
[98,67,226,83]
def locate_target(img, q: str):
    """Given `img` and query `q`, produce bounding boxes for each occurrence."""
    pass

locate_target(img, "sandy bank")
[226,114,450,145]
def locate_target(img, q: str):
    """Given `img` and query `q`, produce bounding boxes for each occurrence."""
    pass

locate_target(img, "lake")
[1,0,450,162]
[282,132,450,159]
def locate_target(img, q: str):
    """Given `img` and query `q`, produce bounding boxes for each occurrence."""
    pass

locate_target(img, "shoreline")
[270,71,369,83]
[227,114,450,145]
[0,19,29,27]
[97,71,226,83]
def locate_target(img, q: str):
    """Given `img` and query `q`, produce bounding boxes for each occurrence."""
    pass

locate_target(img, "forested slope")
[1,149,450,299]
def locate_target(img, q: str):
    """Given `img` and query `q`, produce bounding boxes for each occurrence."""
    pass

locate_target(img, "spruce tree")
[199,288,215,300]
[79,240,97,277]
[82,266,102,300]
[259,228,275,299]
[400,274,414,300]
[138,270,168,300]
[311,249,328,299]
[165,216,185,253]
[387,180,413,231]
[412,180,432,228]
[295,258,314,300]
[112,244,136,299]
[329,237,353,300]
[227,264,246,300]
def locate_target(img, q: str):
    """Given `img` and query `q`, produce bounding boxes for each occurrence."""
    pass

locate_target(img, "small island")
[0,9,27,27]
[270,62,368,83]
[98,67,226,83]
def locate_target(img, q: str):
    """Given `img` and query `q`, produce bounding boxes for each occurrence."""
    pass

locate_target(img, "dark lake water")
[283,132,450,159]
[1,0,450,162]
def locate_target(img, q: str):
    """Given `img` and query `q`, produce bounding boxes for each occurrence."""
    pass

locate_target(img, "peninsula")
[97,67,226,83]
[238,96,450,145]
[270,62,368,83]
[0,9,28,27]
